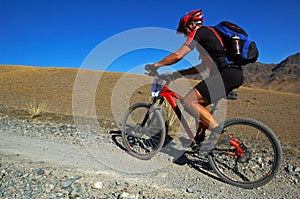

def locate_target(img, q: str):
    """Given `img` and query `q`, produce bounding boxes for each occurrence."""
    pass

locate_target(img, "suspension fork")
[139,97,159,127]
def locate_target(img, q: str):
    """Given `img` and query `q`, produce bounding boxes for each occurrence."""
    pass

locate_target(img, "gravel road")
[0,108,299,198]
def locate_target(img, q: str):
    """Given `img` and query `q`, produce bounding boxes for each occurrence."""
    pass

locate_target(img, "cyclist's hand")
[145,64,158,76]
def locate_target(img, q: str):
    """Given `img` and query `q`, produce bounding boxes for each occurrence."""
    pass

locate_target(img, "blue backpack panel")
[212,21,259,65]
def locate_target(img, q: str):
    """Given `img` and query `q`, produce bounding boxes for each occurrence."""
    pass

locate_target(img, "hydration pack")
[210,21,259,65]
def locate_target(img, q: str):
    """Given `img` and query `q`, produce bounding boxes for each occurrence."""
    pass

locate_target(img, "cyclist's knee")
[182,102,196,117]
[183,95,197,110]
[184,89,210,107]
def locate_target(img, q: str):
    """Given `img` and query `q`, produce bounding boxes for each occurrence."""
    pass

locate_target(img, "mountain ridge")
[242,52,300,94]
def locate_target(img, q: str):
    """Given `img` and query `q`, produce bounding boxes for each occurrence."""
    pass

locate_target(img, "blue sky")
[1,0,300,72]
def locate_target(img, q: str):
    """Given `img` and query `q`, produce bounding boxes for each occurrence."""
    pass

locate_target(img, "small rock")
[0,104,6,112]
[91,181,103,190]
[286,165,293,173]
[115,181,121,186]
[0,169,6,180]
[36,169,45,175]
[113,192,121,198]
[119,192,138,199]
[84,182,90,188]
[60,176,81,189]
[186,188,195,193]
[294,166,300,172]
[69,190,81,199]
[45,183,55,193]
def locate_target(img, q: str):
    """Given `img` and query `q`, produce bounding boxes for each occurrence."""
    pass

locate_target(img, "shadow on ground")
[109,130,221,182]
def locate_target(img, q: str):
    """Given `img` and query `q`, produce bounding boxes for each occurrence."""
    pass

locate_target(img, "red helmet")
[176,10,205,33]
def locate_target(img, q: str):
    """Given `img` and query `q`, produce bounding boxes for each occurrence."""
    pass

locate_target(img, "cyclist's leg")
[189,67,243,133]
[183,88,219,131]
[194,119,206,144]
[184,84,229,151]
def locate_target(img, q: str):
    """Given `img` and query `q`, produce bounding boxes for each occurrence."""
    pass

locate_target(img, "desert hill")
[243,52,300,93]
[0,64,299,145]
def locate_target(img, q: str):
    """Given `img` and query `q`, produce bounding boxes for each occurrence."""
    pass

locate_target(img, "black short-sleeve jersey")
[184,26,227,67]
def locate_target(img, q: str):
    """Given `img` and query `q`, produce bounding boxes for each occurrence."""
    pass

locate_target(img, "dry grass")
[163,100,178,131]
[26,99,48,118]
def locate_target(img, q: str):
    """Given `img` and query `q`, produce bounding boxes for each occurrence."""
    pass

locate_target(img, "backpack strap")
[207,26,225,47]
[207,26,234,65]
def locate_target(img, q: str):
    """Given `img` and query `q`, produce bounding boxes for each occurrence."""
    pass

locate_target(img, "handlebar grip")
[145,64,159,76]
[145,64,156,71]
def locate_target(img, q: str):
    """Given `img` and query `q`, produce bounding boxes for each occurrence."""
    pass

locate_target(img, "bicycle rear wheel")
[207,118,282,189]
[121,102,166,160]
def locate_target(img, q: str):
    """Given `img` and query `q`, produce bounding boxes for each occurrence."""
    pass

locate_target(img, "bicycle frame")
[151,83,197,143]
[149,77,243,154]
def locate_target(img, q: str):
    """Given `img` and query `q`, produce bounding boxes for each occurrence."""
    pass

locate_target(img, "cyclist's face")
[182,27,191,37]
[182,22,196,37]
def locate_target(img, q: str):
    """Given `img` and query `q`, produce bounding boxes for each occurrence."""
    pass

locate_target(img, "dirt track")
[1,114,299,198]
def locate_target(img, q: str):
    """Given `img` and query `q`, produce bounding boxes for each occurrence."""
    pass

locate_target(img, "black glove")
[145,64,158,76]
[145,64,157,71]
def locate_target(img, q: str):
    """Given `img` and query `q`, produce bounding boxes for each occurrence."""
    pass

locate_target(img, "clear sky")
[1,0,300,72]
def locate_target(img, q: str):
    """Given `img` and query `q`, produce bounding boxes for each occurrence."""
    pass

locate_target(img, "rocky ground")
[0,105,299,199]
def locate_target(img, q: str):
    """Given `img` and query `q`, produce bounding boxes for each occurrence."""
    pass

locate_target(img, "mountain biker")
[145,9,243,150]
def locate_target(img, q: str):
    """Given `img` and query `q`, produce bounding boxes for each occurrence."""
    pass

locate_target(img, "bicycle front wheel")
[207,118,282,189]
[121,102,166,160]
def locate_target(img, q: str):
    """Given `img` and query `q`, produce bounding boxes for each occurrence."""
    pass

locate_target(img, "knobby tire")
[207,117,282,189]
[121,102,166,160]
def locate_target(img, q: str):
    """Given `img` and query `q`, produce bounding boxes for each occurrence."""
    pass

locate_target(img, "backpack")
[210,21,259,65]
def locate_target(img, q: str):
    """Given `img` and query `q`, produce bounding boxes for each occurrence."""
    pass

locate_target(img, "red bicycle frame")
[153,80,245,159]
[156,84,196,143]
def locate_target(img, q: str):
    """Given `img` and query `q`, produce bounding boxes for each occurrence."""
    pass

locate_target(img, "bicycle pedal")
[191,142,201,152]
[186,149,207,159]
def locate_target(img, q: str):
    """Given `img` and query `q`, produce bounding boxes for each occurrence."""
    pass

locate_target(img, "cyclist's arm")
[177,66,199,75]
[154,45,191,67]
[177,62,209,76]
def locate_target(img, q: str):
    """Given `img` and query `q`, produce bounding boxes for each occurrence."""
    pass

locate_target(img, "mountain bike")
[121,71,282,189]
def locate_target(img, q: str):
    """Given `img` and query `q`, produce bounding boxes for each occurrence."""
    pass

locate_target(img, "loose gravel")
[0,106,299,198]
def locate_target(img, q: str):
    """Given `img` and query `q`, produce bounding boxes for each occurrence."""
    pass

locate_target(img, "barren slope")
[0,65,299,145]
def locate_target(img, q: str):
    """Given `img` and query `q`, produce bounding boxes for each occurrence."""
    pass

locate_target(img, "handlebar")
[145,70,159,77]
[145,71,177,85]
